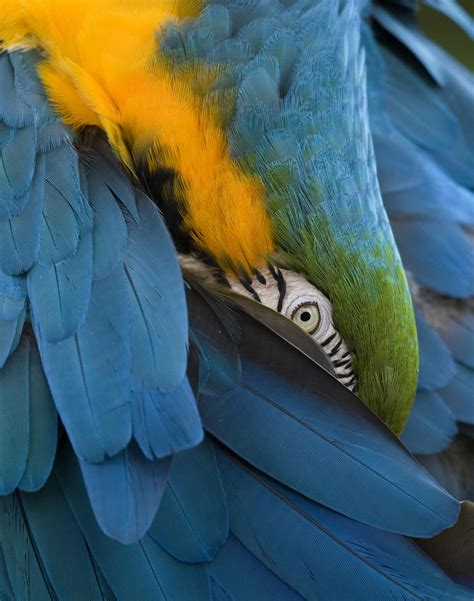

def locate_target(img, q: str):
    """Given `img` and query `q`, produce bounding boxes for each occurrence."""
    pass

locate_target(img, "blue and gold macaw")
[0,1,472,599]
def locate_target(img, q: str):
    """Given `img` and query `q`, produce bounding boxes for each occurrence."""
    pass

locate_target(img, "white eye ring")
[291,303,321,335]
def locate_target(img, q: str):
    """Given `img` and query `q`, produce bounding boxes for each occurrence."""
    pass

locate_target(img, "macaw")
[0,1,472,600]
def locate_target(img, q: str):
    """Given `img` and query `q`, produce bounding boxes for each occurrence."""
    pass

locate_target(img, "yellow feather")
[0,0,275,272]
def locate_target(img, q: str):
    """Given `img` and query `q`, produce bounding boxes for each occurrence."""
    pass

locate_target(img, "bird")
[0,1,472,600]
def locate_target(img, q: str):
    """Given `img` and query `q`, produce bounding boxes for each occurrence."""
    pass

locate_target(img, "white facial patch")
[228,268,356,391]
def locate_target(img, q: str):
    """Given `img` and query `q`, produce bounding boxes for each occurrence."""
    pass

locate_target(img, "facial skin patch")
[228,267,356,391]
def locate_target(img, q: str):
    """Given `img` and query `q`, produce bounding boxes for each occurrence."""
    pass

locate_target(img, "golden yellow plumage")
[0,0,274,272]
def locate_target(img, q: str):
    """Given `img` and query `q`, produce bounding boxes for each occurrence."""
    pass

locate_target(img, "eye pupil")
[300,311,312,322]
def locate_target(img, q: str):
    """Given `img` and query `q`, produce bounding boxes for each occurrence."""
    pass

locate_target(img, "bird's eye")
[291,303,321,335]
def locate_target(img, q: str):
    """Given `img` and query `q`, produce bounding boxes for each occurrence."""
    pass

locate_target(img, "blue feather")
[36,119,71,154]
[28,232,93,342]
[0,307,25,368]
[196,4,231,44]
[391,220,474,297]
[37,150,83,266]
[373,7,474,187]
[191,331,241,396]
[18,339,57,493]
[125,191,187,392]
[0,122,14,150]
[416,310,456,391]
[0,338,29,494]
[149,438,228,563]
[18,476,114,601]
[87,135,139,222]
[8,52,52,126]
[0,547,15,601]
[79,442,171,544]
[37,266,131,463]
[0,153,45,275]
[0,335,57,495]
[132,379,203,460]
[375,131,474,228]
[85,163,127,279]
[373,6,447,86]
[200,347,460,536]
[0,54,36,128]
[187,289,241,397]
[55,445,211,601]
[0,124,37,220]
[210,534,304,601]
[0,494,55,600]
[438,314,474,369]
[440,362,474,425]
[400,391,458,455]
[0,270,26,321]
[217,448,473,601]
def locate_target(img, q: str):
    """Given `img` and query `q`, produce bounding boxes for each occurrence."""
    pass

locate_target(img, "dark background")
[418,0,474,70]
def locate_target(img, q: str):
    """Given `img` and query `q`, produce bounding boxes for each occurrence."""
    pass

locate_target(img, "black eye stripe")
[239,277,261,303]
[333,358,351,369]
[254,269,267,285]
[328,338,343,357]
[276,269,287,313]
[321,332,337,347]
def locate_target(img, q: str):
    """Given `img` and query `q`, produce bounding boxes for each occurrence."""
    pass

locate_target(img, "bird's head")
[0,0,418,433]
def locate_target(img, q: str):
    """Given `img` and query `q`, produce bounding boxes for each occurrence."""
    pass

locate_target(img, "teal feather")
[217,447,472,601]
[37,267,131,463]
[0,338,29,494]
[85,162,128,279]
[18,338,57,493]
[79,443,171,545]
[0,124,36,220]
[440,363,474,425]
[0,307,25,368]
[197,297,459,538]
[0,154,45,275]
[149,438,228,563]
[0,271,26,322]
[132,380,203,460]
[209,534,304,601]
[55,445,212,601]
[125,191,188,393]
[28,233,93,343]
[400,391,458,455]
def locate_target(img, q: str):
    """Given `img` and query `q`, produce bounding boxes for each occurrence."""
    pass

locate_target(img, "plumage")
[16,480,113,601]
[400,391,458,455]
[37,267,132,463]
[125,191,188,393]
[439,363,474,425]
[391,220,474,297]
[132,381,203,461]
[149,438,229,563]
[0,1,472,599]
[217,447,472,601]
[416,310,456,391]
[0,124,36,220]
[0,307,25,368]
[438,314,474,369]
[198,295,459,537]
[55,444,211,601]
[79,442,171,544]
[86,161,128,280]
[209,534,304,601]
[28,232,93,342]
[17,338,57,493]
[0,154,45,275]
[0,270,25,322]
[0,338,29,494]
